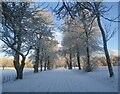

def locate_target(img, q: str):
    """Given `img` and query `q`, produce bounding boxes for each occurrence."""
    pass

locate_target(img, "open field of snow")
[2,66,118,92]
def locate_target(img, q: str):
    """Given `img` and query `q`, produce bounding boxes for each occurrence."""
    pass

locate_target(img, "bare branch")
[101,15,120,22]
[106,28,117,41]
[25,46,32,57]
[62,1,75,20]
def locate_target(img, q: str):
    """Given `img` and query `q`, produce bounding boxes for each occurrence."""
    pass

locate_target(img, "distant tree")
[26,9,55,73]
[100,57,107,66]
[62,39,74,69]
[58,49,70,69]
[25,59,33,68]
[0,57,8,69]
[42,39,58,70]
[61,17,101,71]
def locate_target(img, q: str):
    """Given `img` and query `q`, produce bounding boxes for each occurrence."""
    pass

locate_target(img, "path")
[2,68,118,92]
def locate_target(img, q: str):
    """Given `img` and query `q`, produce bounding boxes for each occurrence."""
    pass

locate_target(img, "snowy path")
[2,67,118,92]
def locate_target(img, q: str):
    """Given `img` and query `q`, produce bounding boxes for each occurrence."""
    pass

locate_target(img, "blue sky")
[52,2,119,55]
[0,2,119,57]
[102,2,118,55]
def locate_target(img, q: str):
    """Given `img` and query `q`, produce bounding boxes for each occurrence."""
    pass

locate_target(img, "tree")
[61,16,101,71]
[54,1,118,77]
[62,33,74,69]
[1,2,33,79]
[26,9,54,73]
[41,38,58,70]
[58,49,70,69]
[93,2,115,77]
[0,57,8,69]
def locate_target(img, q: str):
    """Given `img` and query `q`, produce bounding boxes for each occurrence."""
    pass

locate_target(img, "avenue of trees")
[0,1,119,79]
[1,2,58,79]
[60,16,102,71]
[54,2,119,77]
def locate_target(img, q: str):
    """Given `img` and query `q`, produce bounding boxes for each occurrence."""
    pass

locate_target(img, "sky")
[101,2,118,55]
[52,2,119,55]
[0,2,119,57]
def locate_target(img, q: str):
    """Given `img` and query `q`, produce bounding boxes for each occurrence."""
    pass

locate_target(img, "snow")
[2,66,118,92]
[1,68,34,84]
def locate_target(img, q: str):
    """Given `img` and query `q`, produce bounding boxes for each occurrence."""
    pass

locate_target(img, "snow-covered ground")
[1,68,34,83]
[2,66,118,92]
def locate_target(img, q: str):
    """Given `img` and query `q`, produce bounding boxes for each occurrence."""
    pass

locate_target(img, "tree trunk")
[13,44,25,79]
[14,56,25,79]
[14,52,20,79]
[47,58,50,70]
[3,66,5,70]
[86,44,91,72]
[16,67,23,79]
[69,49,72,69]
[15,25,24,79]
[40,58,43,71]
[97,16,114,77]
[77,51,81,70]
[34,59,39,73]
[82,11,91,72]
[44,61,47,71]
[34,48,39,73]
[66,59,69,69]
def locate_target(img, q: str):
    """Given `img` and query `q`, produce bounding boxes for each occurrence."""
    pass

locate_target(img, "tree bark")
[86,44,91,72]
[40,58,43,71]
[69,49,72,69]
[34,48,39,73]
[47,57,50,70]
[44,61,47,71]
[77,51,81,70]
[66,59,69,69]
[34,61,39,73]
[14,56,25,79]
[14,28,24,79]
[15,66,23,79]
[97,16,114,77]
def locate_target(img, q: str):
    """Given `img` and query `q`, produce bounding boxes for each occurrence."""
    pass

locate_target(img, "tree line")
[54,1,119,77]
[1,2,58,79]
[0,2,119,80]
[0,57,33,69]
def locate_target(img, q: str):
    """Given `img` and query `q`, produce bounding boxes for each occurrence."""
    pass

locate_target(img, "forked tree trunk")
[97,16,114,77]
[14,56,25,79]
[16,67,23,79]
